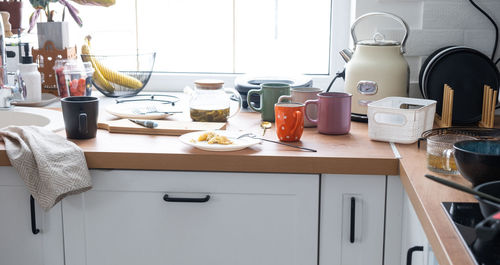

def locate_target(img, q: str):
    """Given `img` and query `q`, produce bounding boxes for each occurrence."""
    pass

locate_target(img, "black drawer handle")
[30,195,40,235]
[406,246,424,265]
[350,197,355,243]
[163,194,210,203]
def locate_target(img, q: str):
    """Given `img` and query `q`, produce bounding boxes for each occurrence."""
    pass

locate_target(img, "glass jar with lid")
[53,59,93,98]
[189,79,241,122]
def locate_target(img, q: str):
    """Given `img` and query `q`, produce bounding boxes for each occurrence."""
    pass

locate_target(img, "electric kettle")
[344,12,410,119]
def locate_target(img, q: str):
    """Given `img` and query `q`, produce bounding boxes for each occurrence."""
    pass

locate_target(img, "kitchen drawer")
[62,169,319,265]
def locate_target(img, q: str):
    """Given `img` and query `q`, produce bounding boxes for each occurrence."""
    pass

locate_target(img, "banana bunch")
[71,0,116,7]
[81,36,143,93]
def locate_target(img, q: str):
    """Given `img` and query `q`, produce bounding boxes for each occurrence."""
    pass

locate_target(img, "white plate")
[12,93,59,107]
[179,130,260,152]
[105,101,174,119]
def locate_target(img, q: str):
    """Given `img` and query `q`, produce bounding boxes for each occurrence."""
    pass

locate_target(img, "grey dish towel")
[0,126,92,211]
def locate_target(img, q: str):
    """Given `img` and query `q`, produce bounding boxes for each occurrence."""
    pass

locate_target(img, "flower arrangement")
[28,0,115,32]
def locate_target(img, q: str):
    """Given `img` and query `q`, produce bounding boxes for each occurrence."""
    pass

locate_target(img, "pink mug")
[304,92,351,135]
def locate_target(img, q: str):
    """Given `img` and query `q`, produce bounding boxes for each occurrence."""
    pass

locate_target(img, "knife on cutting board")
[129,119,158,128]
[97,119,226,136]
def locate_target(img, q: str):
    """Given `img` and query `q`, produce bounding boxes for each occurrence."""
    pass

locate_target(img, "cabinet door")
[0,167,64,265]
[63,170,318,265]
[384,176,433,265]
[400,192,430,265]
[319,174,386,265]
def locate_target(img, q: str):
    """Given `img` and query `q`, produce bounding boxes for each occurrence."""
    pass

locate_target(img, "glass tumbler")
[426,134,476,174]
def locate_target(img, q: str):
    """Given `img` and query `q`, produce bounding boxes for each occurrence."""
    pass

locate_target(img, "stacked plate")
[419,46,499,124]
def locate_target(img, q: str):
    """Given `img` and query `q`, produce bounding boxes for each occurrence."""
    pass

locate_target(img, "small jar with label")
[189,79,241,122]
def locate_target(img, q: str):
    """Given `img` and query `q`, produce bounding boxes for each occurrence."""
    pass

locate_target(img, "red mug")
[275,102,305,142]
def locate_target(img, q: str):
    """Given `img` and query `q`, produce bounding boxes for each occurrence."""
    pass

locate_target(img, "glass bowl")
[81,52,156,97]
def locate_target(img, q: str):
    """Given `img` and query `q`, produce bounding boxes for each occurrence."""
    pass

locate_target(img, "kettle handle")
[351,12,409,54]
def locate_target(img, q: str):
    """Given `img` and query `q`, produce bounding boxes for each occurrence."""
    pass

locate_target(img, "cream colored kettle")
[344,12,410,117]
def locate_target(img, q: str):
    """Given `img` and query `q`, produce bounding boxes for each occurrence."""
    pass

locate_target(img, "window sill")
[144,72,344,92]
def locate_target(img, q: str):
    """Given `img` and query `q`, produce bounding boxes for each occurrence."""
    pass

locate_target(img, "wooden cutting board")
[98,119,226,136]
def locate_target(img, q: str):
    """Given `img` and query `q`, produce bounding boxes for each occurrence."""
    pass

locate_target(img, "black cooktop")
[441,202,499,265]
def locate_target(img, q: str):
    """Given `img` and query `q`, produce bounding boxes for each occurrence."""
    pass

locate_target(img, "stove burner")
[442,202,500,265]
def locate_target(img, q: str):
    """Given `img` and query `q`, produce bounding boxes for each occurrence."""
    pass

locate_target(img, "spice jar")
[189,79,241,122]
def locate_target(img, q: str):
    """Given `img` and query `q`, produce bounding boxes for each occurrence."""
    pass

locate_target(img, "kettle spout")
[339,49,353,63]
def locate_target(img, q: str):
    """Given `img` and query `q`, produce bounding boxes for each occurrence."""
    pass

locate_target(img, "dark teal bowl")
[453,140,500,186]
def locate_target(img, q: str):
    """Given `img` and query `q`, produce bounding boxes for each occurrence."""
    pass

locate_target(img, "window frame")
[22,0,351,92]
[143,0,351,92]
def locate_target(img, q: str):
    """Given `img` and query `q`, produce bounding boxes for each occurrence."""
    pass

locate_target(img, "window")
[24,0,350,91]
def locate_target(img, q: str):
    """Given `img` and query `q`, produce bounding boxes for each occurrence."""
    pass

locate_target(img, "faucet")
[0,76,24,108]
[0,14,6,86]
[0,18,24,109]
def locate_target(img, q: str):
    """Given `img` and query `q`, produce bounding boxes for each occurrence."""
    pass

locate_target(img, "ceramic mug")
[275,102,304,142]
[247,83,290,122]
[304,92,351,135]
[61,96,99,139]
[278,87,322,127]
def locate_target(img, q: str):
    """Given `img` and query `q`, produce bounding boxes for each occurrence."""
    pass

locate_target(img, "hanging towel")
[0,126,92,211]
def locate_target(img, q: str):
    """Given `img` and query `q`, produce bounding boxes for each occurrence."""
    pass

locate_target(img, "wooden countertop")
[397,115,500,265]
[0,100,497,265]
[0,111,398,175]
[398,144,476,265]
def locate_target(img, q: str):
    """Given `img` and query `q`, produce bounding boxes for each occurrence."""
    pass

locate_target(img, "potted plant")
[28,0,115,49]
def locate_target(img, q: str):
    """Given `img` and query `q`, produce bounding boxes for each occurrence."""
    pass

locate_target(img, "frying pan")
[474,180,500,218]
[425,174,500,218]
[419,46,500,124]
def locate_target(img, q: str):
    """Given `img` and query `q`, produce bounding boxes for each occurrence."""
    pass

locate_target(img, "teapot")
[188,79,241,122]
[343,12,410,117]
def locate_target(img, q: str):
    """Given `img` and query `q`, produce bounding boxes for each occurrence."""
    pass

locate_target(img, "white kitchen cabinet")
[0,166,64,265]
[319,174,387,265]
[62,170,319,265]
[400,193,428,265]
[400,192,439,265]
[384,176,436,265]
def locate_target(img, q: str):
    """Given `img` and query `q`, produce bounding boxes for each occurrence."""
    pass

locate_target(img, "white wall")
[352,0,500,98]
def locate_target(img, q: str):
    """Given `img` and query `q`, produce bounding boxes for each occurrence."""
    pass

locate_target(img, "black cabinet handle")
[406,246,424,265]
[350,197,355,243]
[30,195,40,235]
[163,194,210,203]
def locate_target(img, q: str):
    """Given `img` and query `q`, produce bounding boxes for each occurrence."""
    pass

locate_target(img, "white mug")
[278,87,322,127]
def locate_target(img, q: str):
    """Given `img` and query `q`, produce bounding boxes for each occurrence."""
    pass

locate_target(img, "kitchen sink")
[0,107,64,132]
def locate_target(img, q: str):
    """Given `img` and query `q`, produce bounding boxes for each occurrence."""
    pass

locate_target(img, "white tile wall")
[383,29,465,56]
[422,1,496,30]
[464,29,497,56]
[353,0,500,98]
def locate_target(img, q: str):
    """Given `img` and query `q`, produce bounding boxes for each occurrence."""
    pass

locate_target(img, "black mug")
[61,96,99,139]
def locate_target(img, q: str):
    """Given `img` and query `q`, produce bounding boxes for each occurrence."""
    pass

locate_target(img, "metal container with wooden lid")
[189,79,242,122]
